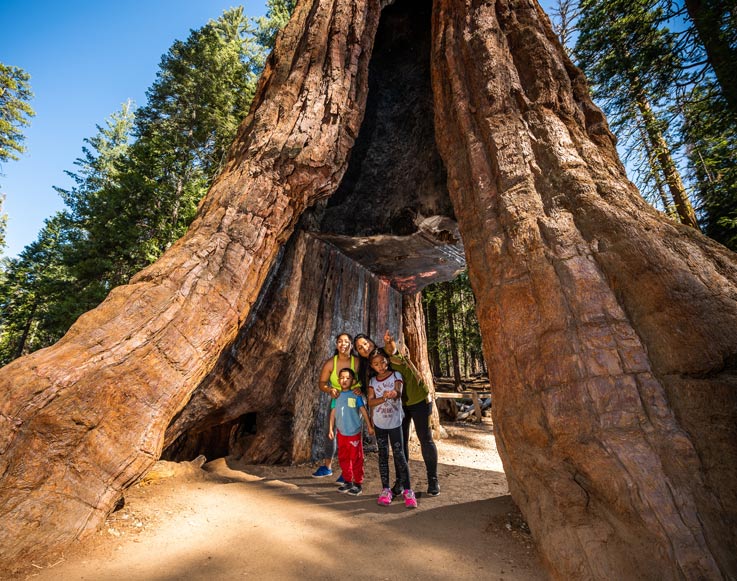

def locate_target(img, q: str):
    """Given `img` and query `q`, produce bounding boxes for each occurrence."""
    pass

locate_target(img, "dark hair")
[338,367,356,380]
[368,348,391,368]
[354,333,376,351]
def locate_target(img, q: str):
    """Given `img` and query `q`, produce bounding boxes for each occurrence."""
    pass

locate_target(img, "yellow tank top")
[329,355,361,391]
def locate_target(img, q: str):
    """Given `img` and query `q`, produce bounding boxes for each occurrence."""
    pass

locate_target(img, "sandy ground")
[21,420,546,580]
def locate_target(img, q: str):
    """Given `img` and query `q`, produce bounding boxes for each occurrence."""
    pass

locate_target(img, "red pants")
[337,431,364,485]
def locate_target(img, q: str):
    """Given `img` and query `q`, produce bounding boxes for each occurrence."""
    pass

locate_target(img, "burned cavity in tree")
[305,0,465,292]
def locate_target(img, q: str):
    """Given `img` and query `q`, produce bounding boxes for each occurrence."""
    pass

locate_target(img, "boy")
[329,367,374,495]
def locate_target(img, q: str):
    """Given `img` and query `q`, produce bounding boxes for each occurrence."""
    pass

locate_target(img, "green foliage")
[0,63,35,166]
[90,8,263,277]
[575,0,688,211]
[0,194,7,250]
[682,80,737,249]
[254,0,298,48]
[0,215,74,364]
[0,4,299,362]
[422,272,485,379]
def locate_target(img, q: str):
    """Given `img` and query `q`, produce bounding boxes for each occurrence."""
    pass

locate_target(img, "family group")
[312,331,440,509]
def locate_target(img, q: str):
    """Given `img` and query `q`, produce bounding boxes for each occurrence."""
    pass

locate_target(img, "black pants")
[376,425,411,490]
[402,400,439,480]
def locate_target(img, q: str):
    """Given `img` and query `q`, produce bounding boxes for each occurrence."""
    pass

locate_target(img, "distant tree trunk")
[14,301,37,360]
[636,121,677,219]
[684,0,737,115]
[425,295,441,376]
[443,281,462,389]
[635,91,700,229]
[458,292,469,376]
[442,339,449,376]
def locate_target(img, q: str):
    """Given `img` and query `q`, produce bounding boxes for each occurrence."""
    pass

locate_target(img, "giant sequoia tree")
[1,1,736,580]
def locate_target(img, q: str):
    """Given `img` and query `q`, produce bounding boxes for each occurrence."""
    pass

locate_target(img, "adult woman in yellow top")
[312,332,362,478]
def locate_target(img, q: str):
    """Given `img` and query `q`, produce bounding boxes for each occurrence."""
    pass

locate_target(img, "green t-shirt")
[389,351,429,406]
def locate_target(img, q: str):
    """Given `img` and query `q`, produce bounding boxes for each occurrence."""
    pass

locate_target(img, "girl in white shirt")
[367,349,416,509]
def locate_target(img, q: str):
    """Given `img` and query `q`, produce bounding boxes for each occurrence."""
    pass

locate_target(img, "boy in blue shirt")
[329,368,374,495]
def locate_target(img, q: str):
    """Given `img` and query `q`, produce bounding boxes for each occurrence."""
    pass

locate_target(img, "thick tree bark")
[0,0,382,567]
[432,0,737,578]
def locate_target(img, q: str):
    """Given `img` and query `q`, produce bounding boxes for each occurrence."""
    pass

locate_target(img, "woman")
[354,330,440,496]
[312,332,362,478]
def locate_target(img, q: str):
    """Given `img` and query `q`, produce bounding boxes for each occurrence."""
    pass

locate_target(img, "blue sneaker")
[336,474,345,484]
[312,465,333,478]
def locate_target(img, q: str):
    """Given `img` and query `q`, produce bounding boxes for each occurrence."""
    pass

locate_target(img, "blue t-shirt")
[333,390,365,437]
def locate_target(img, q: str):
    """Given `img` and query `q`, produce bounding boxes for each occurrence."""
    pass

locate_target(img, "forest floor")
[22,418,546,580]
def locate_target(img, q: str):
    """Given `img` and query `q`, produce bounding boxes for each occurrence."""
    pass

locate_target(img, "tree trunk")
[443,281,463,388]
[401,292,441,439]
[432,0,736,578]
[636,120,677,219]
[0,0,382,568]
[458,289,469,376]
[13,300,38,360]
[684,0,737,116]
[425,295,442,376]
[163,230,401,464]
[635,92,700,230]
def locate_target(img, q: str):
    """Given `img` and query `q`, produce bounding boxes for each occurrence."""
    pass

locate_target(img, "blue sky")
[0,0,266,259]
[1,0,562,260]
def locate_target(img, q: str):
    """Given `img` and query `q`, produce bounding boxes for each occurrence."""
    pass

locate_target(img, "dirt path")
[23,421,545,580]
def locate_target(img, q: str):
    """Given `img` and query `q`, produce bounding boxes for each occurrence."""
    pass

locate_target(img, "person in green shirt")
[354,330,440,496]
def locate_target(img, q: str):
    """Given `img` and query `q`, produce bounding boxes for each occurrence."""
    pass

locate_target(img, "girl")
[367,349,417,508]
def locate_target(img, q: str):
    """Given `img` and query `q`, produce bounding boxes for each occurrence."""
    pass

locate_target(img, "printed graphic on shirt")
[370,371,404,430]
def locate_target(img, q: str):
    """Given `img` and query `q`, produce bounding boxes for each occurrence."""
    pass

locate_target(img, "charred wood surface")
[163,231,401,465]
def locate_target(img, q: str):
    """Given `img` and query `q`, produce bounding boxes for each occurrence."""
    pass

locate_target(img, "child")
[329,367,374,495]
[367,349,417,509]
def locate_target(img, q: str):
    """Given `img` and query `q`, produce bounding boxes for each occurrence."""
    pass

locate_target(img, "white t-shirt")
[370,371,404,430]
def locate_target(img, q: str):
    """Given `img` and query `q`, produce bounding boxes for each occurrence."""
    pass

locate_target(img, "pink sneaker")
[403,489,417,509]
[377,488,393,506]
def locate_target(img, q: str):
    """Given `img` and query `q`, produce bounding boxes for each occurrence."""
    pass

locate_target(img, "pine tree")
[0,5,296,363]
[0,194,7,250]
[681,79,737,248]
[683,0,737,115]
[0,214,72,363]
[0,63,35,167]
[254,0,298,48]
[108,8,263,272]
[575,0,700,229]
[53,103,136,308]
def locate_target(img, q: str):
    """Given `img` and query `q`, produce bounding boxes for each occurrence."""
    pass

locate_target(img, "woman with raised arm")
[354,331,440,496]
